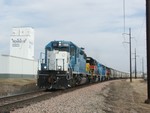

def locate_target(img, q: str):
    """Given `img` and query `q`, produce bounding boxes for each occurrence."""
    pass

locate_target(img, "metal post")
[135,49,137,79]
[142,57,144,78]
[129,28,132,82]
[123,28,132,82]
[145,0,150,104]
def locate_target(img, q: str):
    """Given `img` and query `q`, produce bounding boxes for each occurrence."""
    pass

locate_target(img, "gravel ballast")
[11,81,112,113]
[11,79,149,113]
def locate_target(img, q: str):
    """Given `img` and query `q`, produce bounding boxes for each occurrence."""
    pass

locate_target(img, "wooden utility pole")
[134,49,137,79]
[129,28,132,82]
[142,57,144,78]
[145,0,150,104]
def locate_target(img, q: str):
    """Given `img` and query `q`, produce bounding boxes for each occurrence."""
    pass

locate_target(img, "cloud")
[0,0,146,72]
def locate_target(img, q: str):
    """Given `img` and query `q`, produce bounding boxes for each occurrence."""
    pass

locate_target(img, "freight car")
[38,40,128,89]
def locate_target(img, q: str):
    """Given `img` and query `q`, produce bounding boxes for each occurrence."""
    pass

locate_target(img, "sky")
[0,0,146,73]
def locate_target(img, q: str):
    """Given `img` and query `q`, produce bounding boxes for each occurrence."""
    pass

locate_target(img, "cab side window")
[70,46,75,56]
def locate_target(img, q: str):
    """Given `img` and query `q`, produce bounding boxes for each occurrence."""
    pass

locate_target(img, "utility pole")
[122,0,132,82]
[123,28,132,82]
[145,0,150,104]
[129,28,132,82]
[142,57,144,79]
[134,49,137,79]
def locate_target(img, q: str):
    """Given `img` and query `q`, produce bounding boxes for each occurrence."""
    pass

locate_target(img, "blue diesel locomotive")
[38,40,87,89]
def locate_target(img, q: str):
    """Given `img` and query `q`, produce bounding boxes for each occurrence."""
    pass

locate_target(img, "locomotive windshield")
[52,42,69,52]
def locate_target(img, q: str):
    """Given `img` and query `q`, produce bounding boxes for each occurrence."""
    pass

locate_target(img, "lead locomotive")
[38,41,88,89]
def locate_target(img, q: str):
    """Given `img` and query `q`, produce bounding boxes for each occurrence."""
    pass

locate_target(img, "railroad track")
[0,79,125,112]
[0,89,49,112]
[0,82,99,112]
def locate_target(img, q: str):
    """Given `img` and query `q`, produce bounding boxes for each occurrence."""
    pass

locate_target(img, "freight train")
[37,40,128,89]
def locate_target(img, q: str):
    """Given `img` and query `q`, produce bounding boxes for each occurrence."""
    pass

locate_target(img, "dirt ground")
[102,79,150,113]
[0,78,37,97]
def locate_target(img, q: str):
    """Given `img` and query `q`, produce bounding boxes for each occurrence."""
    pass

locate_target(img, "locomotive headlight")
[44,66,47,69]
[58,66,61,70]
[59,41,62,46]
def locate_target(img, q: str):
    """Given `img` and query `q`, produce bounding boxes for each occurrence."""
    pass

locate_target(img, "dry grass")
[0,78,36,86]
[103,79,150,113]
[0,78,37,96]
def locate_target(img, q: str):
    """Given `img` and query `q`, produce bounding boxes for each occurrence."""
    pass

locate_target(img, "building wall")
[0,55,9,73]
[0,54,38,78]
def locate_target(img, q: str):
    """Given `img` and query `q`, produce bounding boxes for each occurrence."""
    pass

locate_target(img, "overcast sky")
[0,0,146,72]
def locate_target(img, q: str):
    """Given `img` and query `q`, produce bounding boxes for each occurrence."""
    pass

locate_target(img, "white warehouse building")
[0,27,38,78]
